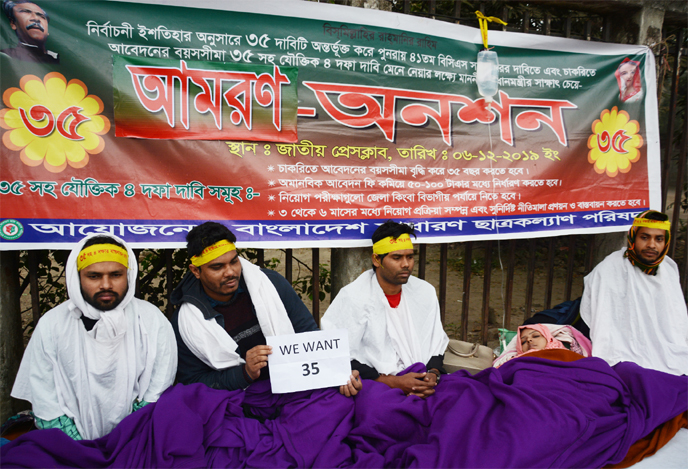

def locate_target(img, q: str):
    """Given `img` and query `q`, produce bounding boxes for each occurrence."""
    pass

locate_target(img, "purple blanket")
[2,356,686,468]
[349,358,687,468]
[1,381,355,468]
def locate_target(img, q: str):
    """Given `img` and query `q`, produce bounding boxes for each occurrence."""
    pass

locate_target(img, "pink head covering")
[515,324,567,356]
[615,58,642,102]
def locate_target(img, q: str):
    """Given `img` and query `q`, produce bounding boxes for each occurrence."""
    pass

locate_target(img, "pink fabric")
[515,324,567,358]
[568,326,593,356]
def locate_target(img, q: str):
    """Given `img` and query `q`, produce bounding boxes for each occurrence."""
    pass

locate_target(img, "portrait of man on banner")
[615,58,643,103]
[1,0,58,64]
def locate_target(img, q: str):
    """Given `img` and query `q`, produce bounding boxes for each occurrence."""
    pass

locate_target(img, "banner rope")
[475,11,507,49]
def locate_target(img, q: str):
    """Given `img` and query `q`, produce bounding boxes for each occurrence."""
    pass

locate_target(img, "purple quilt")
[2,356,686,468]
[349,358,687,468]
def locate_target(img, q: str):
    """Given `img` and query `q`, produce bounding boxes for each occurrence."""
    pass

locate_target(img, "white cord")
[486,104,506,329]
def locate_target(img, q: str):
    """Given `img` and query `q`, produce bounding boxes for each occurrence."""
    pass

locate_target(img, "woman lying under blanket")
[2,336,687,468]
[493,323,592,368]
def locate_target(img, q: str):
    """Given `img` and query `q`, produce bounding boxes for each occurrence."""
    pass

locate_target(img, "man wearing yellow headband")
[322,221,449,398]
[581,210,688,376]
[12,234,177,440]
[170,222,341,393]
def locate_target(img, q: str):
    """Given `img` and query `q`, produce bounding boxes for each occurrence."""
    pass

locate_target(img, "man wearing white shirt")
[581,210,688,376]
[322,221,449,398]
[12,234,177,440]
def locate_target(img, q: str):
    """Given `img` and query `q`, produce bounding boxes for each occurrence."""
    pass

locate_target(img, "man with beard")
[322,221,449,398]
[581,210,688,375]
[11,235,177,440]
[171,222,363,396]
[1,0,58,63]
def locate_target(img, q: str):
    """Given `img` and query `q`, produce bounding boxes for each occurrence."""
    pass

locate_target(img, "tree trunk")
[0,251,24,423]
[330,247,370,301]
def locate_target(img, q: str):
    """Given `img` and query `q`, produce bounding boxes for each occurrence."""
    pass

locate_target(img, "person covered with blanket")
[11,234,177,440]
[322,220,449,398]
[171,221,362,396]
[581,210,688,375]
[492,323,592,368]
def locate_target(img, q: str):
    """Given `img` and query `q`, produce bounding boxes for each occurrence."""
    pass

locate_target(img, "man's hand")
[377,372,436,398]
[409,371,438,398]
[424,371,438,386]
[339,370,362,397]
[244,345,272,381]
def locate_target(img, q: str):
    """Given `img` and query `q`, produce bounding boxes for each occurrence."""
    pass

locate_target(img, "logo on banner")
[0,72,110,173]
[587,106,643,177]
[0,219,24,240]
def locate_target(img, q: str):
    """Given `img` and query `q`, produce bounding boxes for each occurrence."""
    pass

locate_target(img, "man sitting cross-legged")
[11,234,177,440]
[171,221,362,396]
[322,220,449,398]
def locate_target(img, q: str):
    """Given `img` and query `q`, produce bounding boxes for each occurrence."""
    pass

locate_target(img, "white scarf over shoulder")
[12,234,177,440]
[581,248,688,376]
[177,257,295,370]
[322,270,449,375]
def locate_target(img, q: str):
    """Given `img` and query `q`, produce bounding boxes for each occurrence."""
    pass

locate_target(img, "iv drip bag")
[476,50,499,102]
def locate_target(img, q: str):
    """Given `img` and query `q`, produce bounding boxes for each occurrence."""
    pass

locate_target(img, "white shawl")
[581,248,688,376]
[321,270,449,375]
[11,234,177,440]
[177,257,295,370]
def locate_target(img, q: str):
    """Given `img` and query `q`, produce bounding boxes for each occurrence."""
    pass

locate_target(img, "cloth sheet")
[2,381,355,468]
[607,411,687,468]
[581,248,688,375]
[10,234,177,440]
[177,257,295,370]
[321,270,448,375]
[3,350,686,468]
[348,351,687,468]
[630,427,688,469]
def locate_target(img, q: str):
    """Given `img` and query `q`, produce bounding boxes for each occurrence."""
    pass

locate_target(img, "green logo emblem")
[0,219,24,240]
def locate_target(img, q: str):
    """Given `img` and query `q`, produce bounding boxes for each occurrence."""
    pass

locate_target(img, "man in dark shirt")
[171,222,361,396]
[1,0,59,64]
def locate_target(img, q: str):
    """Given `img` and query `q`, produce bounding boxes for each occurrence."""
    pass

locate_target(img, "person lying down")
[493,323,592,368]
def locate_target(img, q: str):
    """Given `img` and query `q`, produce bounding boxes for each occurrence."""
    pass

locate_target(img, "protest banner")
[0,0,658,249]
[266,329,351,394]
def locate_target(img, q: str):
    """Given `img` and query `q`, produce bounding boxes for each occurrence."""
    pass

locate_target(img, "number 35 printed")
[302,362,320,376]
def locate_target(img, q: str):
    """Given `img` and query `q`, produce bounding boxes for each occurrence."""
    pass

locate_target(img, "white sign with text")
[266,329,351,394]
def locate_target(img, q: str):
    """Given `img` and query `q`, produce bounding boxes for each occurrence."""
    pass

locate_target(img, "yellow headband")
[632,218,671,231]
[77,244,129,272]
[373,234,414,255]
[191,239,236,267]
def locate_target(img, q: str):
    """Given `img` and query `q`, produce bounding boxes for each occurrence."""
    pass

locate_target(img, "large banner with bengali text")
[0,0,660,249]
